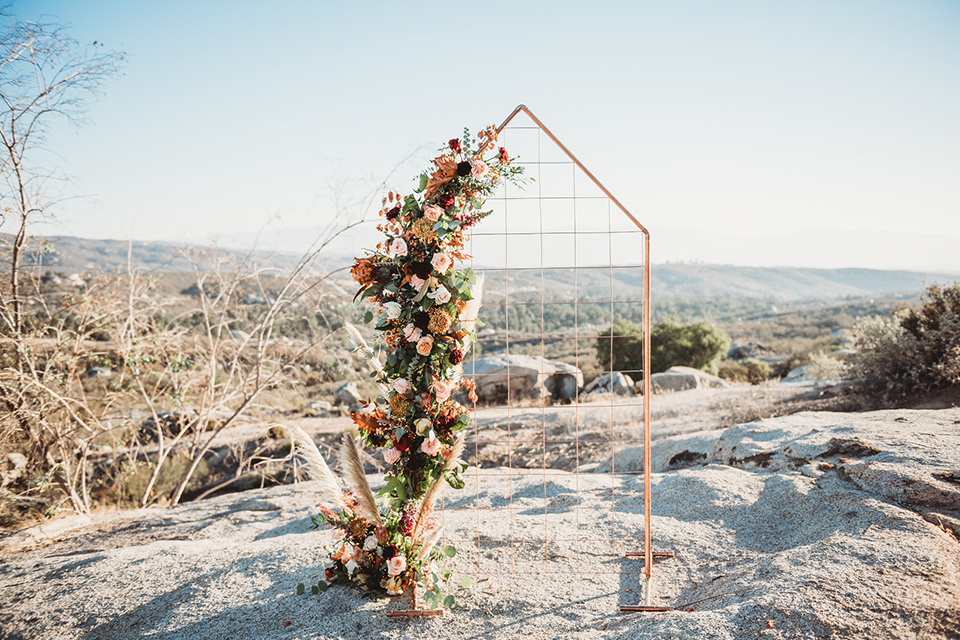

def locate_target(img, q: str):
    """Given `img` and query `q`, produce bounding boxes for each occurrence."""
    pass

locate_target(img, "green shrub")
[847,283,960,405]
[596,319,730,376]
[718,357,772,384]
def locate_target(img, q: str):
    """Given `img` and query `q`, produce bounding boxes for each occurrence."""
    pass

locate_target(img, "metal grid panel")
[440,107,655,583]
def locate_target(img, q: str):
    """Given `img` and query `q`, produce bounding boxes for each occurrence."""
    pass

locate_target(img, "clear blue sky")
[12,0,960,270]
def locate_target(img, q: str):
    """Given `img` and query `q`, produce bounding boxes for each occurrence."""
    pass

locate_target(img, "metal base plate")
[624,550,675,559]
[386,609,444,618]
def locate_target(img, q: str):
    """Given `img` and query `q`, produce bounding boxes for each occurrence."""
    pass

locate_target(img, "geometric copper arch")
[494,105,670,612]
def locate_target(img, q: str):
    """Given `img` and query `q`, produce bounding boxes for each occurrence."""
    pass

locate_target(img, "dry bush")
[806,350,844,380]
[846,283,960,406]
[0,242,351,523]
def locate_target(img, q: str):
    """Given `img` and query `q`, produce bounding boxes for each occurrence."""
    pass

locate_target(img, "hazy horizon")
[8,1,960,272]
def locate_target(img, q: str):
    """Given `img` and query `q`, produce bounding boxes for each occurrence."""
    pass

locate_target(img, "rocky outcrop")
[1,408,958,639]
[464,354,583,402]
[650,365,728,394]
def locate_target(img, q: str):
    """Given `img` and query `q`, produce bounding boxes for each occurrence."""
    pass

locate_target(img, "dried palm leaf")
[418,525,445,561]
[344,323,389,396]
[284,423,342,511]
[412,433,466,540]
[460,274,484,355]
[339,432,382,525]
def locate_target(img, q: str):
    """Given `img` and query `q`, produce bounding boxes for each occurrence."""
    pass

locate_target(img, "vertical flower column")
[315,126,522,607]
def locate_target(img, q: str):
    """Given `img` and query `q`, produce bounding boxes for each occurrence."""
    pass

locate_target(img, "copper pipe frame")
[387,583,444,618]
[492,105,672,612]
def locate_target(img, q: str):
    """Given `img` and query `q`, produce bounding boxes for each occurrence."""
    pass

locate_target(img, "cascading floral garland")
[297,126,522,609]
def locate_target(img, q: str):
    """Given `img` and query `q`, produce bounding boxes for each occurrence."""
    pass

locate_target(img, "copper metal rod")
[495,105,650,236]
[643,233,652,584]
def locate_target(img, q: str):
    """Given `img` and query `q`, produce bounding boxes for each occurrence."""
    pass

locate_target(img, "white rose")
[414,417,432,436]
[345,559,358,576]
[428,285,451,304]
[383,302,401,319]
[363,536,378,551]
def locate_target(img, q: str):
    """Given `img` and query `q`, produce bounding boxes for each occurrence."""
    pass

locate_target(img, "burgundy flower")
[450,349,463,365]
[498,146,509,163]
[383,544,398,559]
[448,138,462,153]
[438,191,455,208]
[413,311,430,330]
[395,434,410,452]
[399,512,414,535]
[412,261,433,279]
[386,205,400,220]
[456,161,471,177]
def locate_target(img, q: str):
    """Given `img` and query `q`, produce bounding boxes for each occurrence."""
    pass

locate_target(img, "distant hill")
[6,235,305,274]
[8,234,956,302]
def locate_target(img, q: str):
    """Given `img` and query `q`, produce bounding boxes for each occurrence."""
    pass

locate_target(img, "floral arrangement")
[293,126,522,609]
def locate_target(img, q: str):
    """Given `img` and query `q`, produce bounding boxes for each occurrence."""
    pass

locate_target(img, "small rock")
[334,382,364,407]
[303,400,335,417]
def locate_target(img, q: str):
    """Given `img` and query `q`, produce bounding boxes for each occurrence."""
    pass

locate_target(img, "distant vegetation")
[596,319,730,376]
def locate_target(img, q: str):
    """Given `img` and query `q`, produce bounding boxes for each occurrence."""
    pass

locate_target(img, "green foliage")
[718,357,772,384]
[847,283,960,405]
[596,319,730,375]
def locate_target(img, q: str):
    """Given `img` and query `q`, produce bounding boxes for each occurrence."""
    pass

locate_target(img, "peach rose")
[383,447,400,465]
[404,323,422,343]
[423,204,443,222]
[387,555,407,576]
[421,436,442,456]
[432,379,451,402]
[470,159,489,179]
[416,336,434,356]
[431,252,452,274]
[410,275,426,291]
[390,238,408,257]
[393,378,412,395]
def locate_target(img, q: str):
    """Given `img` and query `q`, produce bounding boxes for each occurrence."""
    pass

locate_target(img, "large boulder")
[583,372,635,396]
[464,354,583,402]
[650,365,727,394]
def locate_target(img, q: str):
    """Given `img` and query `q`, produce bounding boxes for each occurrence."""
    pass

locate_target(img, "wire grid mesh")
[440,107,652,578]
